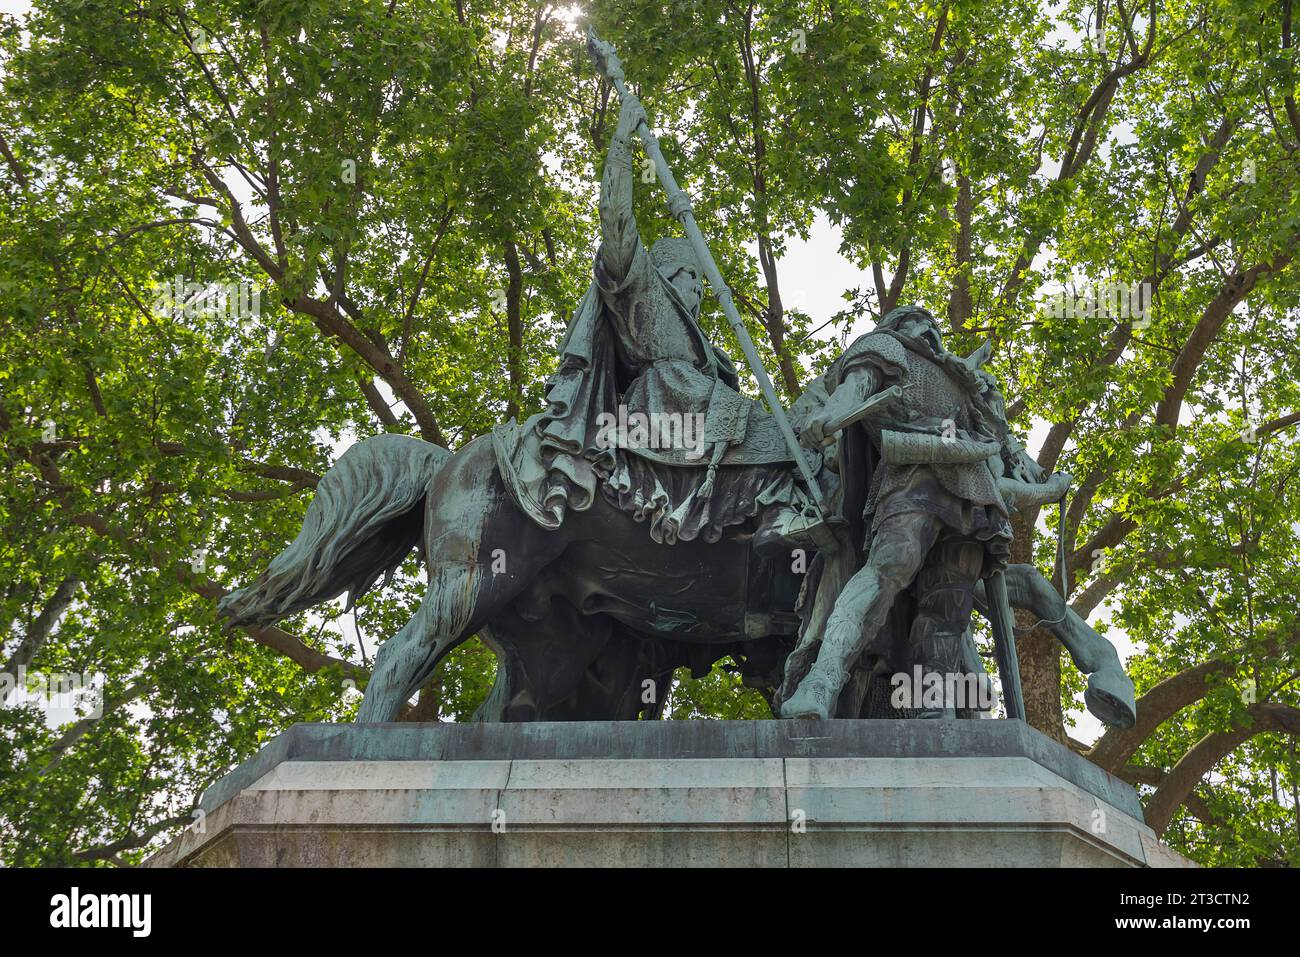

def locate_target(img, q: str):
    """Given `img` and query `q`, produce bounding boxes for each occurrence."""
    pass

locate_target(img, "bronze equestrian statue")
[219,34,1135,732]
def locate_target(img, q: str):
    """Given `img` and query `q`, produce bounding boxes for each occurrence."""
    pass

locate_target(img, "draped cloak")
[493,240,815,545]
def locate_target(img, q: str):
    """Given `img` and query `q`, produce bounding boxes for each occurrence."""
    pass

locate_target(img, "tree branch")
[1146,703,1300,834]
[2,576,81,693]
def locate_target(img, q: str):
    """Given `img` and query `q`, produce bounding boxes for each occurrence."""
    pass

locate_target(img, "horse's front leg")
[974,563,1136,729]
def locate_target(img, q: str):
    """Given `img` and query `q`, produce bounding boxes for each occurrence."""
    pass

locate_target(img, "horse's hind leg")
[356,561,482,722]
[356,437,562,723]
[475,600,612,721]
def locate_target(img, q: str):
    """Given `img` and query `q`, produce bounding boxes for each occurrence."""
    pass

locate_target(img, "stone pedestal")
[146,720,1191,868]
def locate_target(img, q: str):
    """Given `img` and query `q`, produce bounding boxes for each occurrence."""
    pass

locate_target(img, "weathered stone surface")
[147,719,1193,868]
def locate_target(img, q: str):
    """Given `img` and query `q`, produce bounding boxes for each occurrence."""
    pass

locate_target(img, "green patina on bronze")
[219,37,1135,732]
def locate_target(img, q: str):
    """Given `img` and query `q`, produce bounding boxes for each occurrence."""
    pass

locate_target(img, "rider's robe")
[493,239,812,545]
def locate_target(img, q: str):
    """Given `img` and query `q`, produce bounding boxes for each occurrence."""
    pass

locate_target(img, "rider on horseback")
[493,92,817,547]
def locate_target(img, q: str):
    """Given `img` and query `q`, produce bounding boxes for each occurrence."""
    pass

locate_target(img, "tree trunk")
[1009,512,1065,742]
[503,238,525,421]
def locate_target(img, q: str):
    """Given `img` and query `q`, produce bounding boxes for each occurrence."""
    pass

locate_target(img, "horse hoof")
[1085,666,1136,730]
[780,703,828,720]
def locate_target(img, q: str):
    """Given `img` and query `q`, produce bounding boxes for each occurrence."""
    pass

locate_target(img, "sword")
[824,384,905,436]
[986,569,1026,721]
[586,29,825,513]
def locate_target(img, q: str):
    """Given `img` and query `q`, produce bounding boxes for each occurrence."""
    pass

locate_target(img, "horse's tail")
[218,433,450,628]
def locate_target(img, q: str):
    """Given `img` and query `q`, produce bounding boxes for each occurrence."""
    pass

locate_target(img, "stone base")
[147,720,1192,868]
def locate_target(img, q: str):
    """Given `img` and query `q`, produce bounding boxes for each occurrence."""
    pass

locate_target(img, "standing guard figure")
[778,305,1046,720]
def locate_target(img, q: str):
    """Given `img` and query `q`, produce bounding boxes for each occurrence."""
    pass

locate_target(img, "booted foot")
[779,670,838,720]
[753,507,847,557]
